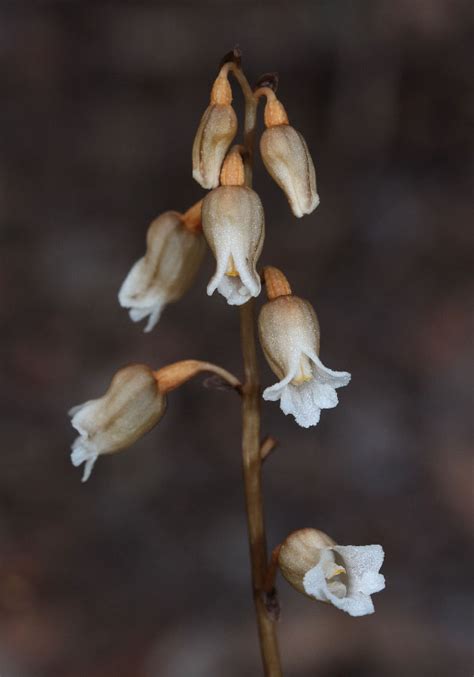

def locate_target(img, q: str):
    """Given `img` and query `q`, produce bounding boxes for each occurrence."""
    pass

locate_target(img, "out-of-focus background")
[1,1,472,675]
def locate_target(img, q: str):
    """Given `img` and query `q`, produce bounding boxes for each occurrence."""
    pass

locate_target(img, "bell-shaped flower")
[259,91,319,218]
[69,364,166,482]
[192,66,238,189]
[202,148,264,305]
[258,267,350,427]
[278,529,385,617]
[118,208,206,332]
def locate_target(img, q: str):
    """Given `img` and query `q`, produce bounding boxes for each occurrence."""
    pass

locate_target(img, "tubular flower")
[118,209,206,332]
[278,529,385,617]
[258,268,350,427]
[259,91,319,218]
[192,66,238,189]
[69,364,166,482]
[202,148,264,305]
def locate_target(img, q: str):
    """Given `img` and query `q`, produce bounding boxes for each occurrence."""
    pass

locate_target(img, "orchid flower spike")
[258,267,350,427]
[258,88,319,218]
[69,364,166,481]
[278,528,385,617]
[192,64,238,189]
[118,205,206,332]
[202,147,264,305]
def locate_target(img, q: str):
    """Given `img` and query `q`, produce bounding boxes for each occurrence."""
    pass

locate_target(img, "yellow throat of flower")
[226,255,239,277]
[291,356,314,385]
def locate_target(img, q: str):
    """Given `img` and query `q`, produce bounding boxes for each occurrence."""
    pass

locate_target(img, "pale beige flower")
[69,364,166,481]
[119,211,206,332]
[259,291,350,427]
[202,185,264,305]
[279,529,385,617]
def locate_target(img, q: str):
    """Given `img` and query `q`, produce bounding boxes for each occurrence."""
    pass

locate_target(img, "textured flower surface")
[118,211,206,332]
[278,529,385,617]
[259,295,350,427]
[303,544,385,616]
[192,104,238,189]
[260,124,319,218]
[69,364,166,481]
[202,185,264,305]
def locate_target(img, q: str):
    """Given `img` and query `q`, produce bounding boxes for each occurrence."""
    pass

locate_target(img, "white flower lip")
[263,352,350,428]
[203,186,264,307]
[118,211,205,332]
[302,544,385,617]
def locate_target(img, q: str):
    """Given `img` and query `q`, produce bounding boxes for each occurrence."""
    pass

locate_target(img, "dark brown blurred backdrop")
[0,1,473,676]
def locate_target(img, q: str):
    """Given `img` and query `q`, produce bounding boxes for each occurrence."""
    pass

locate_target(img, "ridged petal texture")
[202,186,264,305]
[192,104,238,189]
[260,125,319,217]
[69,365,166,481]
[119,212,206,332]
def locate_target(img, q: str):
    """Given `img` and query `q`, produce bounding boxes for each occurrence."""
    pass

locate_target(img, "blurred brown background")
[0,1,472,675]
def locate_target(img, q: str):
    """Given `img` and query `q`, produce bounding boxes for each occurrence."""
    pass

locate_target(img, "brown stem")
[233,58,283,677]
[260,435,279,462]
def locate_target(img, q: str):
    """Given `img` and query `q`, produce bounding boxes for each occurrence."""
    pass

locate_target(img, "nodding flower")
[69,364,166,481]
[118,206,206,332]
[202,147,264,306]
[278,528,385,617]
[258,267,350,427]
[259,90,319,218]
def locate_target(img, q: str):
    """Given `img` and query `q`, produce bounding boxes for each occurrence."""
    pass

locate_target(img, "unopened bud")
[260,94,319,218]
[258,281,350,427]
[69,364,166,482]
[192,67,238,190]
[278,528,385,617]
[202,184,264,305]
[118,210,206,332]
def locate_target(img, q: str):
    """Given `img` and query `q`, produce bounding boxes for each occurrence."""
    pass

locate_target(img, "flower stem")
[229,52,283,676]
[240,301,282,676]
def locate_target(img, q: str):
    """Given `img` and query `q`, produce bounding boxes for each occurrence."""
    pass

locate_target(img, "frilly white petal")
[333,545,386,596]
[307,352,351,388]
[303,545,385,617]
[262,354,350,428]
